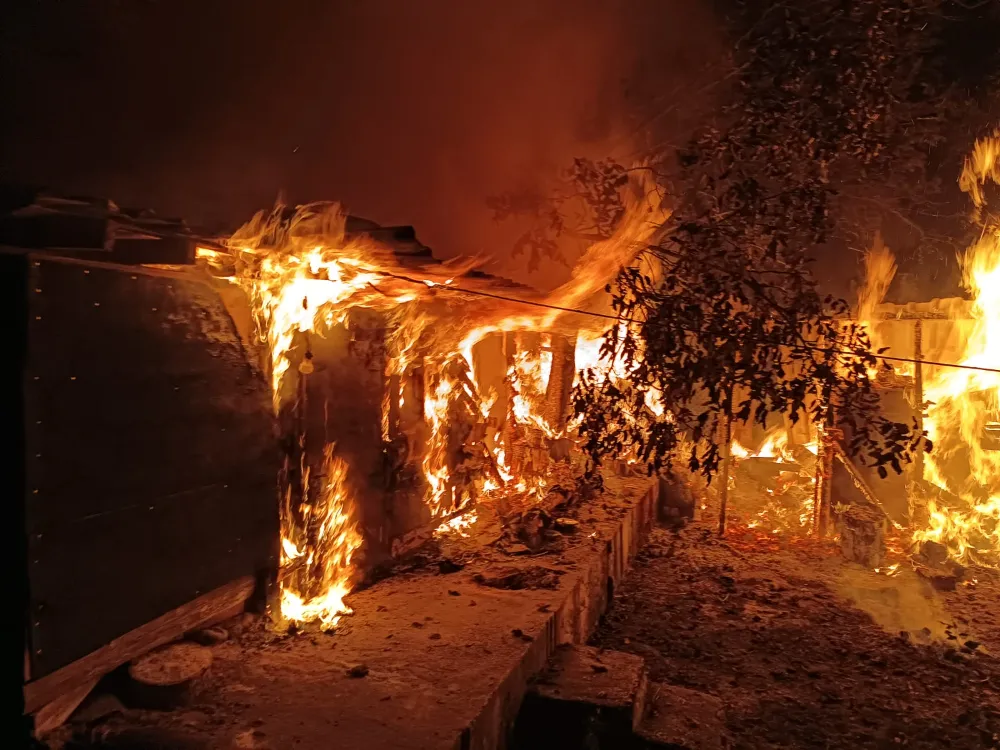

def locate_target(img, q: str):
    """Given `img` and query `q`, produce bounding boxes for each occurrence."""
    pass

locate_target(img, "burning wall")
[191,131,997,635]
[198,174,667,630]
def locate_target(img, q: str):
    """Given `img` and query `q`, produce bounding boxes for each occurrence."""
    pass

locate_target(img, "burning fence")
[197,176,667,630]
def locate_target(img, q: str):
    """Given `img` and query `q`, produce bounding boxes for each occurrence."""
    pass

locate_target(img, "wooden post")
[813,411,837,538]
[718,387,733,537]
[812,423,824,536]
[819,427,839,537]
[913,320,925,481]
[542,332,578,434]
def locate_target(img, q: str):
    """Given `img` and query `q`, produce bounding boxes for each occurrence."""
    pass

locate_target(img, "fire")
[756,430,790,461]
[732,428,799,463]
[510,337,556,435]
[434,509,479,538]
[856,233,898,379]
[203,172,667,629]
[279,445,363,629]
[728,427,818,532]
[914,131,1000,567]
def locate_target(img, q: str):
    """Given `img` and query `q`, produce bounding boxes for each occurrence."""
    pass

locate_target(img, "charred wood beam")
[829,441,892,524]
[543,332,577,435]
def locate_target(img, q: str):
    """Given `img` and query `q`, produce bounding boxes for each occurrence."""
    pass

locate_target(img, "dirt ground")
[591,522,1000,750]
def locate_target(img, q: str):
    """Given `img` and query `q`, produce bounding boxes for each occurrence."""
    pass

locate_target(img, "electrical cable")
[374,269,1000,377]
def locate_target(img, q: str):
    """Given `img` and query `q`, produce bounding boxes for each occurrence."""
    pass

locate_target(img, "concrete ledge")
[86,478,659,750]
[466,477,659,749]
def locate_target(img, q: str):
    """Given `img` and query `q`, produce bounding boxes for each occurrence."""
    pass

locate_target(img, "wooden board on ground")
[32,678,98,736]
[24,559,254,714]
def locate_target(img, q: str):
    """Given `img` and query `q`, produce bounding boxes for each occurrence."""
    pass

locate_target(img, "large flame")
[914,132,1000,566]
[279,445,363,629]
[200,171,667,628]
[857,232,898,374]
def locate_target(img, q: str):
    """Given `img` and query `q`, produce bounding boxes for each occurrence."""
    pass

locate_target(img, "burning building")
[196,174,668,630]
[11,174,666,731]
[11,130,996,744]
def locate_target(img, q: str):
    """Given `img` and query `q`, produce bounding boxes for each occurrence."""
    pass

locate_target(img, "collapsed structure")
[723,133,999,577]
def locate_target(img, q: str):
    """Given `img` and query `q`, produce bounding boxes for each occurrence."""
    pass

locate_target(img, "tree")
[565,0,945,485]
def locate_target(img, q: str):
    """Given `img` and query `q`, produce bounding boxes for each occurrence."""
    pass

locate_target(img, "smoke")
[0,0,722,284]
[835,567,954,643]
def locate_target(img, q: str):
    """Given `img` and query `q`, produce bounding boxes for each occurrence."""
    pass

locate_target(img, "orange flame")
[210,170,667,628]
[729,427,817,532]
[279,445,363,629]
[914,131,1000,567]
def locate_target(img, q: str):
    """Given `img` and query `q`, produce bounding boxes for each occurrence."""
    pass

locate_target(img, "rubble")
[913,540,968,591]
[554,517,580,533]
[836,504,887,568]
[473,566,563,591]
[659,477,697,525]
[346,664,369,678]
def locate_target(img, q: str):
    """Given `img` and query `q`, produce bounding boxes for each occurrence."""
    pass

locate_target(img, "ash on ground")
[591,523,1000,750]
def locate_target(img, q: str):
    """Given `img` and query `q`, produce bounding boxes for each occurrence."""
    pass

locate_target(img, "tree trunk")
[718,387,733,537]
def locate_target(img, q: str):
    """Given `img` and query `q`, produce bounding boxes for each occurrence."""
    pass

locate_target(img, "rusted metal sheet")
[24,256,279,678]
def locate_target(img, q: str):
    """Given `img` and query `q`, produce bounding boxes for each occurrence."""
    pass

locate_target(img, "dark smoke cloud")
[1,0,723,281]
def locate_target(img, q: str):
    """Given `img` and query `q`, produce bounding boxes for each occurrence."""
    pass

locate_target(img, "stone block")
[635,682,726,750]
[515,645,648,749]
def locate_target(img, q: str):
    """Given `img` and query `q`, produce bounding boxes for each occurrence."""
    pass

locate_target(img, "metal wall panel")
[24,257,279,678]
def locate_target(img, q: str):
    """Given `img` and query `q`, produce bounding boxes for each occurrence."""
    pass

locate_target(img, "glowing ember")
[728,428,817,533]
[434,509,479,538]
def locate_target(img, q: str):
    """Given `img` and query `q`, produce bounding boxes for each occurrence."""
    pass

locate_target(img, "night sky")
[2,1,997,291]
[0,0,720,285]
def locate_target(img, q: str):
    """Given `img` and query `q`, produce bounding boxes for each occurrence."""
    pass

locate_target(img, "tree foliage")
[569,0,947,480]
[486,159,638,273]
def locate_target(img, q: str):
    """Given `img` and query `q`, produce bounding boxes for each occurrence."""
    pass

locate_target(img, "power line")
[376,270,1000,377]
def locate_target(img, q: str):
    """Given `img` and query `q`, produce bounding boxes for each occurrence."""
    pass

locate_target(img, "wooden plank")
[32,678,98,736]
[24,576,254,714]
